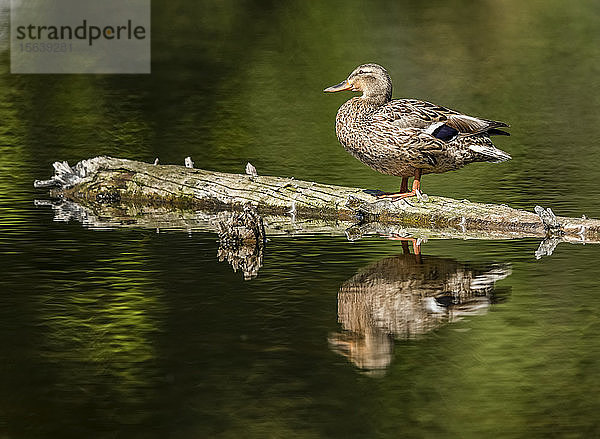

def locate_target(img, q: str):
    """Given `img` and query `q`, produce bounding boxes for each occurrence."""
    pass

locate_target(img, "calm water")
[1,1,600,438]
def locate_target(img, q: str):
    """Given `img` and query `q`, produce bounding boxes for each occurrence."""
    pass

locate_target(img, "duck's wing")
[374,99,510,140]
[365,125,447,168]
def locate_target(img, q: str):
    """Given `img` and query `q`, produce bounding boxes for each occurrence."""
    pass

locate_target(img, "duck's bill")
[323,80,352,93]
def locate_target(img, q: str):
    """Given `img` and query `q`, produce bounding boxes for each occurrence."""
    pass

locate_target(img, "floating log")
[34,156,600,243]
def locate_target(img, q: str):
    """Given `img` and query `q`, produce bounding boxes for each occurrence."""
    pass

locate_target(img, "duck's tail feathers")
[487,128,511,136]
[469,144,512,163]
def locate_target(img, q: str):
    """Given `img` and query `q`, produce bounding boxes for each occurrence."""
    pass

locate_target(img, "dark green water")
[1,1,600,437]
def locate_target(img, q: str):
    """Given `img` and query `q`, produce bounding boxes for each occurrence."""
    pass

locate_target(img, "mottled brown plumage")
[324,63,511,198]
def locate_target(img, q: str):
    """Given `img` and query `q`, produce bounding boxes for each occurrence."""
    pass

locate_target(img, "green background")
[1,1,599,437]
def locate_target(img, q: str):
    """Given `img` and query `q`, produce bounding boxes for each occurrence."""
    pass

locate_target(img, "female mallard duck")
[324,63,511,199]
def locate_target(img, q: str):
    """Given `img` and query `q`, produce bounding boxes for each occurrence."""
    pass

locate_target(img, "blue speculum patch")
[432,124,458,141]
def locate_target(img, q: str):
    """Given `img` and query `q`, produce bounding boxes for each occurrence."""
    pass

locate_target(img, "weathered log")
[34,156,600,243]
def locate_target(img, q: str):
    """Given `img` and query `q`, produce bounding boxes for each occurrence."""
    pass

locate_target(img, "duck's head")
[324,63,392,104]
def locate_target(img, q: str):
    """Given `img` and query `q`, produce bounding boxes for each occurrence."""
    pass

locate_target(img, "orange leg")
[378,169,422,200]
[399,177,409,193]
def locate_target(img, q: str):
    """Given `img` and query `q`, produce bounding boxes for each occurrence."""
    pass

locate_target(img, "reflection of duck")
[329,249,511,373]
[324,64,511,199]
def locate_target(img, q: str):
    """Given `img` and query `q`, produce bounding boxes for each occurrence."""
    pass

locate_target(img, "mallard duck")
[324,63,511,199]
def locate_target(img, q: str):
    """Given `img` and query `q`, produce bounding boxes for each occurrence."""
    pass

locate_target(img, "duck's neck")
[360,78,392,106]
[360,94,390,107]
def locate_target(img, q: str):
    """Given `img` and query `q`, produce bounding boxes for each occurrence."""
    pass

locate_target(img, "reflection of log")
[34,156,600,242]
[216,207,265,280]
[329,254,511,373]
